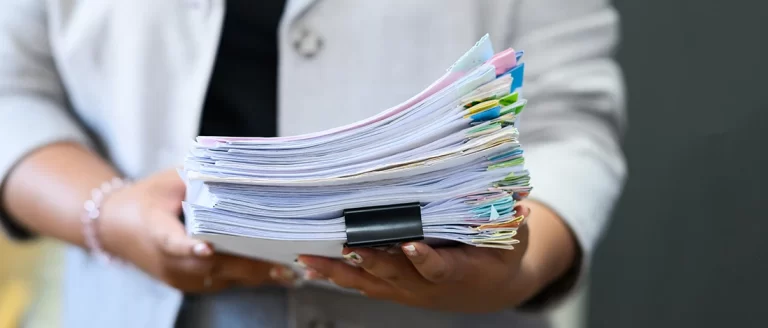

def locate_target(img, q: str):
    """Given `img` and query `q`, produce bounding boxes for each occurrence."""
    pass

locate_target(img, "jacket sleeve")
[507,0,628,308]
[0,1,93,241]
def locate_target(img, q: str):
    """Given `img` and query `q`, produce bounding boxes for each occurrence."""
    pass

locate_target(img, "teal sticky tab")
[488,148,523,161]
[490,205,500,220]
[470,106,501,122]
[473,198,514,217]
[509,63,525,91]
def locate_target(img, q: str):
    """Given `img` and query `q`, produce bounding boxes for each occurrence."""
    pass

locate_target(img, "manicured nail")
[402,244,418,257]
[303,269,325,280]
[193,243,212,256]
[343,252,363,264]
[270,267,296,282]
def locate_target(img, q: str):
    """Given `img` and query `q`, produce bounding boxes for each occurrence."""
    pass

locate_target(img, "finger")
[171,272,233,294]
[150,209,212,258]
[166,256,216,276]
[269,266,303,287]
[298,256,397,299]
[342,248,429,291]
[212,254,289,287]
[401,242,466,283]
[156,168,187,200]
[514,204,531,224]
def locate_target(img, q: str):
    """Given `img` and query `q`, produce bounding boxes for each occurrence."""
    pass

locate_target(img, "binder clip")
[343,202,424,248]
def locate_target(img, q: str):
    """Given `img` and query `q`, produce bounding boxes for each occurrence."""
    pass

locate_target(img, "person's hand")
[298,205,547,313]
[97,169,299,292]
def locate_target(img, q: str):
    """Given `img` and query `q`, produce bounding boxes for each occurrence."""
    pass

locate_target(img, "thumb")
[153,169,188,215]
[150,207,212,258]
[155,168,187,199]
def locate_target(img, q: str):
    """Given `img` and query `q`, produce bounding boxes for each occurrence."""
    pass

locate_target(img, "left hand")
[298,205,544,313]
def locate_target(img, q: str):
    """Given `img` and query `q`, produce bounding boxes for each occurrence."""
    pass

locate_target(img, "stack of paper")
[181,34,532,265]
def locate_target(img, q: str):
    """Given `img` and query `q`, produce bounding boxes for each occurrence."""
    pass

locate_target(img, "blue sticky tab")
[509,63,525,91]
[515,50,525,62]
[470,106,502,122]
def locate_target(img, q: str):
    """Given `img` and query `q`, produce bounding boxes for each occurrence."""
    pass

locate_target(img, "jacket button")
[292,27,324,59]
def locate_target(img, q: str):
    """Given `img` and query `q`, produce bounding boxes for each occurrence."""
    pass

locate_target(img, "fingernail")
[270,267,297,282]
[343,259,360,267]
[294,259,307,268]
[193,243,212,256]
[402,244,418,257]
[343,252,363,264]
[303,269,325,280]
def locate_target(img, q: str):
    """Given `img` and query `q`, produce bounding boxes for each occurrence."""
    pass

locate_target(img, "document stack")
[181,34,532,265]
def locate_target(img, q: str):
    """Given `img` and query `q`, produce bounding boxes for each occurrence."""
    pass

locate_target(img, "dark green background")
[588,1,768,327]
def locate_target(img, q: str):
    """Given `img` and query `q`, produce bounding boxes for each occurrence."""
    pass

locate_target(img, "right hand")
[97,169,299,292]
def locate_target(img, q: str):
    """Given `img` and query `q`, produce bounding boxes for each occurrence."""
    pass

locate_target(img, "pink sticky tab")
[488,48,518,76]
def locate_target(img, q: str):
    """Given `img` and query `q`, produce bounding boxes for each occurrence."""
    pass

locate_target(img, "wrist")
[81,177,131,263]
[513,200,582,309]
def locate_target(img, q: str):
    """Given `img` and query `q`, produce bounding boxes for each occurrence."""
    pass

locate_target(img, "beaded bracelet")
[81,177,130,264]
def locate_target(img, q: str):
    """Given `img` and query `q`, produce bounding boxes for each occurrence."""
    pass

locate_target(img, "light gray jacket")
[0,0,626,327]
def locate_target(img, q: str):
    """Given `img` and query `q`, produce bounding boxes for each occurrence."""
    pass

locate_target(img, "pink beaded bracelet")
[81,177,130,264]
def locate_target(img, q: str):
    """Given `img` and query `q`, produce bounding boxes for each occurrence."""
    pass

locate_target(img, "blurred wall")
[589,1,768,327]
[0,238,61,328]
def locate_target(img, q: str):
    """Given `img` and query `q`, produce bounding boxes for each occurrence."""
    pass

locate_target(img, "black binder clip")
[343,202,424,248]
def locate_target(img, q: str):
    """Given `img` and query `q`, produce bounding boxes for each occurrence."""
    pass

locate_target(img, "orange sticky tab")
[477,215,525,230]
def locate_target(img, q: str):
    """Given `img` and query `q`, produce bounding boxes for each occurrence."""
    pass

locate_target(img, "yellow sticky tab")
[464,99,499,117]
[475,243,515,250]
[472,238,521,245]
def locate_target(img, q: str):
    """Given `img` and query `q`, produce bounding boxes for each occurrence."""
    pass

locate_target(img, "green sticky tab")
[500,101,526,117]
[514,102,526,115]
[468,122,500,135]
[499,92,519,106]
[489,157,526,170]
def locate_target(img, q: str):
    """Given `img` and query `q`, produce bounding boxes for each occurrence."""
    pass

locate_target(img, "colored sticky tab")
[509,63,525,91]
[489,48,518,76]
[466,99,499,115]
[447,33,494,73]
[488,148,523,161]
[470,106,501,122]
[499,92,519,106]
[490,205,500,220]
[463,96,497,109]
[477,215,525,230]
[500,99,527,116]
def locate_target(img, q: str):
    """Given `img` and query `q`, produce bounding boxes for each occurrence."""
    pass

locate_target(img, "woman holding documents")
[0,1,626,327]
